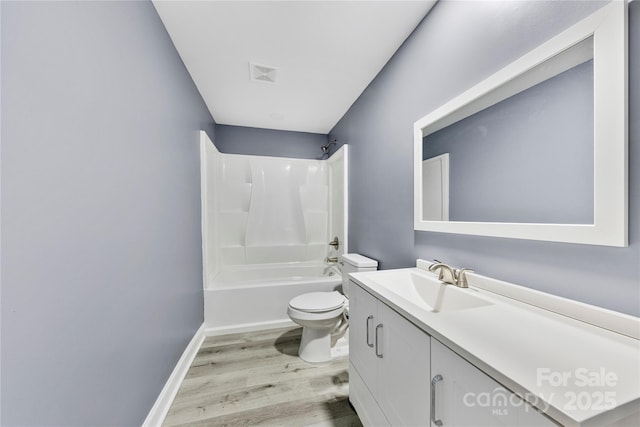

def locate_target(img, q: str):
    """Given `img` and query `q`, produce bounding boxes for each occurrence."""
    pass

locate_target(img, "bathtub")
[204,262,342,334]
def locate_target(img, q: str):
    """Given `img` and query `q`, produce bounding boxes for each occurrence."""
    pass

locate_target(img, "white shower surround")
[199,132,348,332]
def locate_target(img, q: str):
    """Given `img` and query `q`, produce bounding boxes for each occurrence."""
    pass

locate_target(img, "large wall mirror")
[414,1,627,247]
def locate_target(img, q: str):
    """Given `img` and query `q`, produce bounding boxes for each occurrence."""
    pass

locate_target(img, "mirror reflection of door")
[422,153,449,221]
[420,39,594,225]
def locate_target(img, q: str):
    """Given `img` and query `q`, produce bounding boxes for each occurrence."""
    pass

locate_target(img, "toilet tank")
[341,253,378,297]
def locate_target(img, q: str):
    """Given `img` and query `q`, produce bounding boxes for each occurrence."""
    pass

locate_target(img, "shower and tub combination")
[199,132,349,335]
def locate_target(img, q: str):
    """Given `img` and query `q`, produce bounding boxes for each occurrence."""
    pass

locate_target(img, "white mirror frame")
[414,1,628,247]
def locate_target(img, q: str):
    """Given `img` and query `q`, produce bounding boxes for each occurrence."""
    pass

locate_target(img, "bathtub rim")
[206,261,342,291]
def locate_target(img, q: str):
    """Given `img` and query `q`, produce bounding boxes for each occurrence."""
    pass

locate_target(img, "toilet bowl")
[287,291,346,363]
[287,253,378,363]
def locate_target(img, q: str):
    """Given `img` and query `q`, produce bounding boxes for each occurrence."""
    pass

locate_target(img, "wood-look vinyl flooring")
[163,327,362,427]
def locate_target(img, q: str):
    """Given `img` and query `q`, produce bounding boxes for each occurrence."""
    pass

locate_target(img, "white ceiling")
[153,1,436,134]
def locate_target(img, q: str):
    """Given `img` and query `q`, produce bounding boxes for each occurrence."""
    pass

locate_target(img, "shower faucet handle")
[325,257,339,264]
[329,236,340,249]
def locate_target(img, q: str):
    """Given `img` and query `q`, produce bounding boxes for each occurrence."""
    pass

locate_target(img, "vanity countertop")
[349,267,640,427]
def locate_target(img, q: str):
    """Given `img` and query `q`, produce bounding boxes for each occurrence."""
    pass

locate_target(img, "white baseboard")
[204,318,296,337]
[142,323,206,427]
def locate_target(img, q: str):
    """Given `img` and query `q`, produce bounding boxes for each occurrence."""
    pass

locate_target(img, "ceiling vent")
[249,62,278,83]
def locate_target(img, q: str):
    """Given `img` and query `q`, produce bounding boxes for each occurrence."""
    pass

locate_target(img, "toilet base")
[299,327,333,363]
[298,323,349,364]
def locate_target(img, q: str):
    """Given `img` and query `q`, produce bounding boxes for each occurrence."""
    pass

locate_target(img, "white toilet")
[287,253,378,363]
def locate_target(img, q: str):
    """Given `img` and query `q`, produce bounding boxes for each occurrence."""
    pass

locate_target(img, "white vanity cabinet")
[349,266,640,426]
[431,338,556,427]
[349,280,431,426]
[350,280,556,427]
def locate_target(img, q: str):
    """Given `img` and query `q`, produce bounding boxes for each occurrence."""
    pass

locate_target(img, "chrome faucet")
[428,262,457,285]
[428,261,474,288]
[325,256,339,264]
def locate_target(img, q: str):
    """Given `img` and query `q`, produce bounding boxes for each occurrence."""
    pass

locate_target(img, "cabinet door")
[349,281,380,393]
[431,338,556,427]
[377,302,431,426]
[349,361,390,427]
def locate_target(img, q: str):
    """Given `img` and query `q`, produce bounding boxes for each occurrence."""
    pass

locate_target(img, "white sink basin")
[366,269,493,313]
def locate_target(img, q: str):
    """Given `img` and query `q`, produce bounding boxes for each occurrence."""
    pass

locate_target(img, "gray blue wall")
[331,0,640,316]
[1,1,215,425]
[216,124,328,159]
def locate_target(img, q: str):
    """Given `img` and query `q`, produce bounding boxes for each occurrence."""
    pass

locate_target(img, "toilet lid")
[289,291,345,313]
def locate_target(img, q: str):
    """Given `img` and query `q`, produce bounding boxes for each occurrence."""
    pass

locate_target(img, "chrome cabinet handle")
[366,315,374,348]
[375,324,384,358]
[431,374,443,426]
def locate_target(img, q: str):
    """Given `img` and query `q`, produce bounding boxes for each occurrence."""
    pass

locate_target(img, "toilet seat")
[288,291,345,313]
[287,305,345,322]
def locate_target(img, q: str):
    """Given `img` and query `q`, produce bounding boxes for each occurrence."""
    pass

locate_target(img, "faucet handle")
[455,268,474,288]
